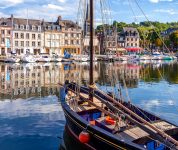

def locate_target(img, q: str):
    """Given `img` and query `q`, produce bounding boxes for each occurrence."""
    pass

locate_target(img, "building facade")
[118,27,140,48]
[0,18,12,56]
[43,20,62,55]
[59,18,82,55]
[11,16,44,56]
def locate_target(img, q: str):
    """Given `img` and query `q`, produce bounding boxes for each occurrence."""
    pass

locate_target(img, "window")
[52,34,55,39]
[56,35,59,39]
[26,33,29,39]
[131,43,133,47]
[65,33,68,37]
[48,26,51,30]
[38,34,41,39]
[1,38,5,44]
[57,26,60,31]
[26,41,29,47]
[47,41,50,47]
[52,42,55,47]
[32,34,35,39]
[65,40,68,45]
[7,30,11,35]
[15,24,18,29]
[47,34,51,39]
[20,25,24,30]
[71,33,74,37]
[15,33,18,39]
[76,40,79,45]
[20,33,24,39]
[32,25,36,31]
[131,38,133,41]
[38,26,41,31]
[21,41,24,47]
[71,40,74,45]
[56,42,59,47]
[135,43,137,47]
[38,42,41,47]
[15,41,18,46]
[26,25,29,30]
[32,41,36,47]
[1,30,5,34]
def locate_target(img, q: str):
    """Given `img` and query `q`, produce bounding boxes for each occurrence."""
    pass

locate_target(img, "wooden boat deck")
[117,120,177,141]
[66,91,105,112]
[66,90,178,142]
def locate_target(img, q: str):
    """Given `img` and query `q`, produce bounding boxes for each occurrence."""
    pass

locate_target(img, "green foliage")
[96,21,178,49]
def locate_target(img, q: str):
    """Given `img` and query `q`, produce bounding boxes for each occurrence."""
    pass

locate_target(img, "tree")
[155,38,163,47]
[169,31,178,50]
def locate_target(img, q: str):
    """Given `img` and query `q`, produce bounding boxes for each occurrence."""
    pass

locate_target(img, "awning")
[117,48,126,52]
[125,47,143,52]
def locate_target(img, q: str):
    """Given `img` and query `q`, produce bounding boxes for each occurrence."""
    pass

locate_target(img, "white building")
[11,15,44,56]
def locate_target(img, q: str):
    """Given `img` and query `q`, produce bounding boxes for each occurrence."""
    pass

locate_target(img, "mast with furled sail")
[89,0,94,99]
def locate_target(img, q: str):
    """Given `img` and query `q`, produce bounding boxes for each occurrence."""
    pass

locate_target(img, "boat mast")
[89,0,94,98]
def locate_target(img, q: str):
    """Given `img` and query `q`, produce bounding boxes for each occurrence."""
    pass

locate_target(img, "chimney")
[57,16,62,25]
[11,14,14,20]
[58,16,62,21]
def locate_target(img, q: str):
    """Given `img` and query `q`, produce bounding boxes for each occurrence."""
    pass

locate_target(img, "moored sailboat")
[60,1,178,150]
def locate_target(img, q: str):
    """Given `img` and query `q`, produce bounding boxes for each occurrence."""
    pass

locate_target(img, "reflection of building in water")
[61,62,99,84]
[0,63,99,99]
[99,62,141,88]
[0,62,140,99]
[0,64,62,99]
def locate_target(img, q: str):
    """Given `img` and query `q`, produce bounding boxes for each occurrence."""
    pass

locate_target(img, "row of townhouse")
[97,27,140,54]
[0,15,82,56]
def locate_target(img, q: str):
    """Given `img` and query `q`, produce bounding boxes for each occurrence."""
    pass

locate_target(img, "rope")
[133,0,171,53]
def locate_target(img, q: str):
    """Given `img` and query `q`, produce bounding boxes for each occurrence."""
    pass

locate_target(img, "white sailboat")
[36,54,51,62]
[21,54,36,63]
[4,55,20,63]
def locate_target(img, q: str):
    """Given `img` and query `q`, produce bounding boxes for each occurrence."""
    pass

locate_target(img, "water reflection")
[0,60,178,150]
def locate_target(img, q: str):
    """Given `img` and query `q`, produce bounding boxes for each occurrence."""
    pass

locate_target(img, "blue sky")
[0,0,177,23]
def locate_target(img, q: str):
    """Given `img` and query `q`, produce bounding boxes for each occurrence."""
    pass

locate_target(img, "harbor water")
[0,60,178,150]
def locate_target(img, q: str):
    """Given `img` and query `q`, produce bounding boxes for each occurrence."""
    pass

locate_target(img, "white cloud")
[149,0,173,3]
[0,0,29,9]
[58,0,67,3]
[154,9,177,15]
[43,4,65,11]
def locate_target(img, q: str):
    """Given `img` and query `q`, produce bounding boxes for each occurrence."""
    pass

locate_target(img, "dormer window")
[57,26,60,31]
[1,22,7,26]
[32,25,36,31]
[38,26,41,31]
[20,25,24,30]
[48,26,51,30]
[26,25,29,30]
[15,24,18,29]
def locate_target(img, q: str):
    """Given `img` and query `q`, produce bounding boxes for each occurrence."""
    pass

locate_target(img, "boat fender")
[79,131,90,143]
[105,116,116,125]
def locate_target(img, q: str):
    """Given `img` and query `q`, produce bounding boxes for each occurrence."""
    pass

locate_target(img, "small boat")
[4,56,20,63]
[62,58,74,62]
[21,54,36,63]
[151,52,163,60]
[119,55,128,61]
[139,55,151,60]
[73,55,89,62]
[51,54,62,62]
[36,55,51,62]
